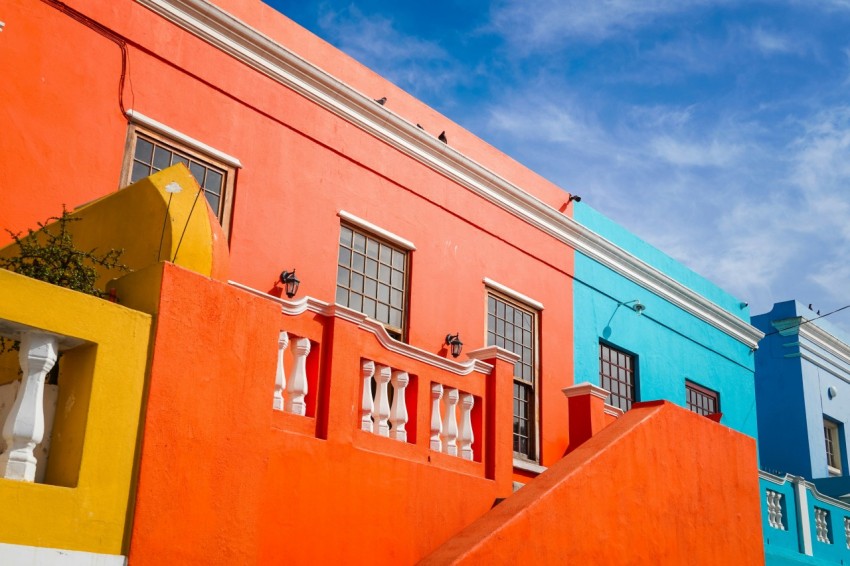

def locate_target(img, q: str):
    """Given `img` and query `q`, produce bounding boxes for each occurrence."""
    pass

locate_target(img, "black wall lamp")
[279,269,300,298]
[445,333,463,358]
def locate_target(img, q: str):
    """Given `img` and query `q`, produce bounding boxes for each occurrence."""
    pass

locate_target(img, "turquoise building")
[572,203,760,438]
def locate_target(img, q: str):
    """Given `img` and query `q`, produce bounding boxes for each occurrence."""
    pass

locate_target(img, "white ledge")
[337,210,416,250]
[0,543,126,566]
[483,278,544,311]
[127,109,243,168]
[229,281,492,376]
[465,345,520,364]
[513,458,547,474]
[603,404,625,418]
[137,0,764,348]
[562,382,609,400]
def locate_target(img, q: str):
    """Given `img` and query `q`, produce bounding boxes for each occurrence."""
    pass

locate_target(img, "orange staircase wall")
[423,400,765,565]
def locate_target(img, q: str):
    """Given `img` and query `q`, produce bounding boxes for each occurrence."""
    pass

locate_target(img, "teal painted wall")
[573,203,758,438]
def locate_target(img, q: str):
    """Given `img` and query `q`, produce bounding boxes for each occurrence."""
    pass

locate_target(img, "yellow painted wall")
[0,268,151,554]
[0,164,229,290]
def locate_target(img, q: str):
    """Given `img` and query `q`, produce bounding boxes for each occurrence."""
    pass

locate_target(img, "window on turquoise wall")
[824,419,843,477]
[685,380,720,417]
[487,293,538,461]
[599,343,636,412]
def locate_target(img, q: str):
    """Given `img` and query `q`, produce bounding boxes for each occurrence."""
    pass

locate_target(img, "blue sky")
[266,0,850,333]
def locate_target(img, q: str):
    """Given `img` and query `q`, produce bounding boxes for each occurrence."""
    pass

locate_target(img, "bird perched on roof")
[438,131,447,144]
[374,97,387,105]
[416,124,424,130]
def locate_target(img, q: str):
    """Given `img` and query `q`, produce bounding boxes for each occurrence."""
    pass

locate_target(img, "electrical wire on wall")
[41,0,133,120]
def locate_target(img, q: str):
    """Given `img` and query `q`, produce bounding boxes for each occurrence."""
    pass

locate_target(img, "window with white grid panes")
[487,294,537,461]
[123,127,234,230]
[336,225,408,340]
[599,343,636,412]
[685,380,720,417]
[825,419,843,476]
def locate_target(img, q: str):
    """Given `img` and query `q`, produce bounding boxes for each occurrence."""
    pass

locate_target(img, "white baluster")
[0,332,58,482]
[441,388,459,457]
[430,383,443,451]
[285,337,310,416]
[273,331,289,411]
[389,371,409,442]
[372,365,391,437]
[360,360,375,432]
[459,393,475,461]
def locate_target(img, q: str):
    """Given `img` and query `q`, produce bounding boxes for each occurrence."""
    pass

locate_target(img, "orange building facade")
[0,0,765,563]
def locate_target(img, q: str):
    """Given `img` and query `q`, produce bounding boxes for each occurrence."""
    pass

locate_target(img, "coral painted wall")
[422,401,765,565]
[127,263,517,564]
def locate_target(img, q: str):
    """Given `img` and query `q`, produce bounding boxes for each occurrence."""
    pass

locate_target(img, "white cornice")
[337,210,416,250]
[229,281,493,376]
[483,278,545,311]
[139,0,763,348]
[774,317,850,371]
[562,382,609,400]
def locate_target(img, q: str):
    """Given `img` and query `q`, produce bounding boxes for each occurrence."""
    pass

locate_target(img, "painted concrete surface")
[127,264,517,565]
[573,203,758,438]
[422,401,764,565]
[0,269,150,555]
[753,301,850,480]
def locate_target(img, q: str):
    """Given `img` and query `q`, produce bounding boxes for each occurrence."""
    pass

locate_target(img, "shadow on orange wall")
[422,401,765,565]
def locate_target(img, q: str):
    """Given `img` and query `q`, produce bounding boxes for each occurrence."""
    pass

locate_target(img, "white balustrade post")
[372,365,391,437]
[0,332,58,482]
[360,361,375,432]
[273,331,289,411]
[285,337,310,416]
[459,392,475,461]
[389,370,409,442]
[441,388,459,457]
[430,383,443,451]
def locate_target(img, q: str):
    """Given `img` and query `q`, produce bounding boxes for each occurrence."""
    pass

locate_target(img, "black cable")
[758,304,850,340]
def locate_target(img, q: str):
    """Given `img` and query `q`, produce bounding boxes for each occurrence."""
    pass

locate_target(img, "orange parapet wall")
[423,401,765,565]
[128,263,517,565]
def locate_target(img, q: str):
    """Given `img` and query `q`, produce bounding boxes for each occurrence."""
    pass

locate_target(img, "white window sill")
[513,457,547,474]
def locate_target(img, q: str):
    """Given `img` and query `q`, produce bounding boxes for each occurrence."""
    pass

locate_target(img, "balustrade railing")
[360,360,410,441]
[273,330,312,416]
[0,327,81,483]
[429,383,476,461]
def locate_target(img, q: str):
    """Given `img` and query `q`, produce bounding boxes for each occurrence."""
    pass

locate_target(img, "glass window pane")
[353,233,366,252]
[391,269,404,288]
[390,308,402,328]
[363,297,376,318]
[349,293,363,312]
[134,138,154,162]
[377,283,390,303]
[335,287,347,305]
[340,227,353,247]
[205,169,223,196]
[189,161,206,186]
[379,245,391,264]
[131,161,151,183]
[337,266,349,287]
[391,288,402,308]
[366,239,379,259]
[339,248,351,266]
[153,146,172,170]
[378,264,391,283]
[204,192,220,215]
[351,273,364,292]
[173,155,190,169]
[352,253,365,272]
[376,303,389,324]
[364,278,377,297]
[366,259,378,278]
[392,249,404,267]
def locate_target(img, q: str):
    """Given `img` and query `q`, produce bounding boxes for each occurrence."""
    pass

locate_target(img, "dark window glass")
[600,343,636,412]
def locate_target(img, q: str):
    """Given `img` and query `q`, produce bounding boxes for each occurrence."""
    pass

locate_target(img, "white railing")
[0,331,66,483]
[273,330,311,416]
[360,359,409,442]
[766,489,786,530]
[429,383,475,461]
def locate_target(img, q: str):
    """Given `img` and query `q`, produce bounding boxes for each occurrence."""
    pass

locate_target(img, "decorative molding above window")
[337,211,416,251]
[483,278,544,311]
[137,0,764,349]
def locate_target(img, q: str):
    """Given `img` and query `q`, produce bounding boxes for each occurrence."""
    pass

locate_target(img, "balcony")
[0,268,151,559]
[761,470,850,563]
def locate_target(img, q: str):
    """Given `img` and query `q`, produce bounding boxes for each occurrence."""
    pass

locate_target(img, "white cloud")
[316,6,467,96]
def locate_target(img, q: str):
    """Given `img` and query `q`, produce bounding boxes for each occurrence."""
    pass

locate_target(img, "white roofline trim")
[127,109,243,168]
[138,0,763,348]
[337,210,416,250]
[483,278,544,311]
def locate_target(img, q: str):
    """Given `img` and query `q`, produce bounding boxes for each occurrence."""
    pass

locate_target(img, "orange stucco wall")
[423,401,765,565]
[128,263,517,564]
[2,0,575,467]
